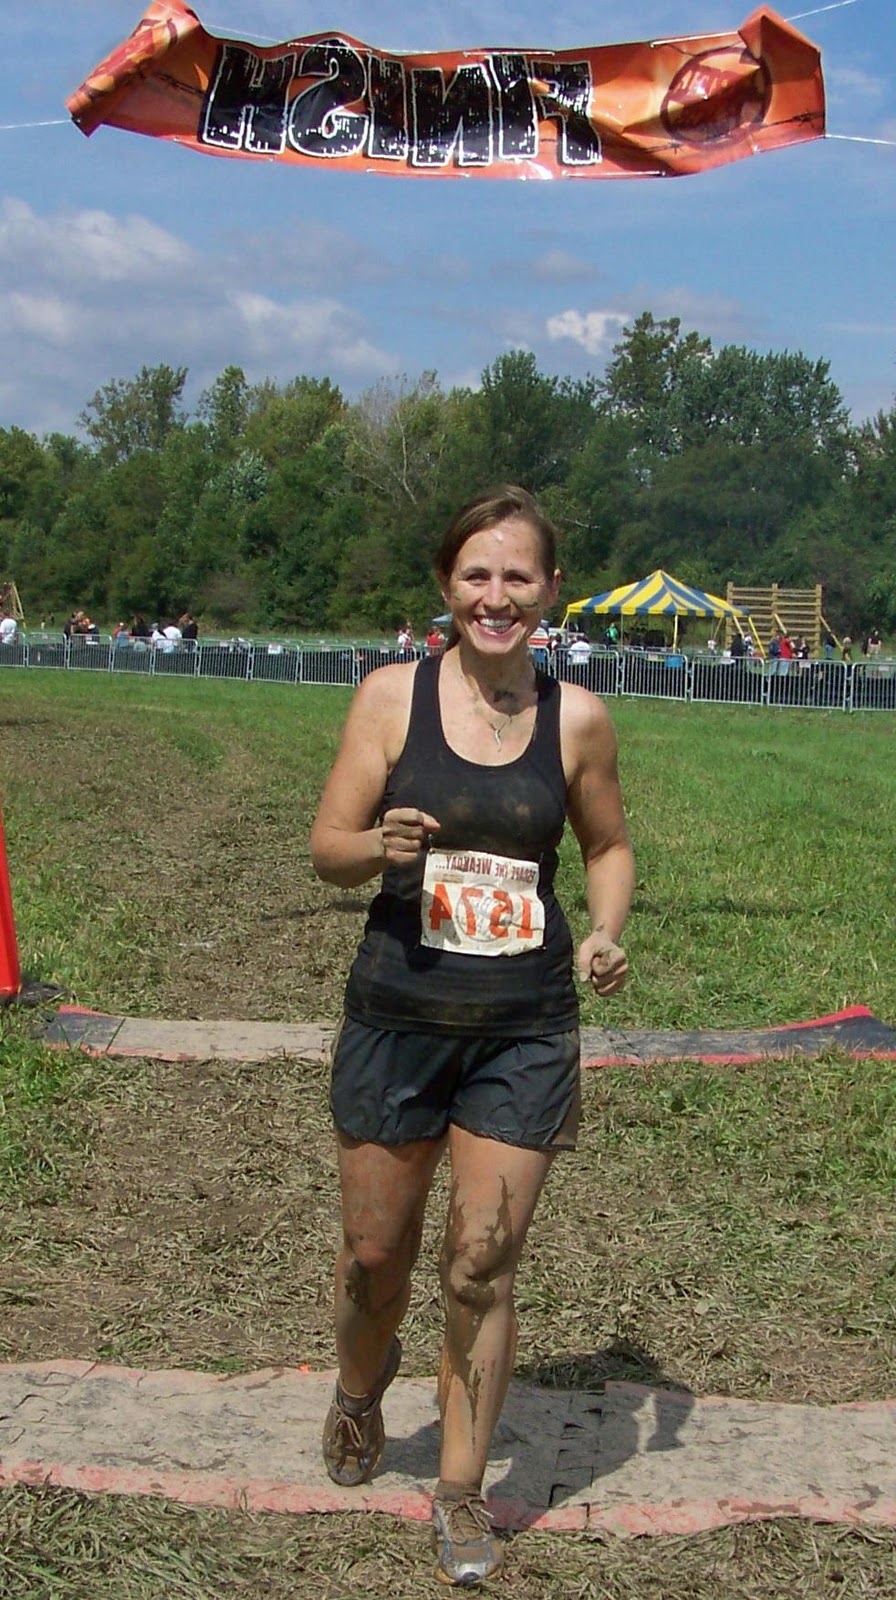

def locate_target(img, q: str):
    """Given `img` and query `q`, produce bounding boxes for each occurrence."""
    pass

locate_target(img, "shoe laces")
[438,1493,492,1543]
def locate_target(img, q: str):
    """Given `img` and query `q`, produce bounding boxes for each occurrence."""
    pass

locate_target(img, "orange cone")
[0,807,23,1001]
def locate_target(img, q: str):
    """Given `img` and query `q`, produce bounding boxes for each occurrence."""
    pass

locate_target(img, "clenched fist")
[577,927,628,996]
[380,807,440,868]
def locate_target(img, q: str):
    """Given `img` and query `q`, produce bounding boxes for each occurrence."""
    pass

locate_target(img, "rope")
[0,118,68,131]
[787,0,860,19]
[826,133,896,146]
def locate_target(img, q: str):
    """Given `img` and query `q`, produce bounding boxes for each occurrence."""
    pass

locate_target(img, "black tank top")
[343,654,579,1037]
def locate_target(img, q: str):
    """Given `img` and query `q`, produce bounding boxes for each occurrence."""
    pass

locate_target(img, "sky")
[0,0,893,438]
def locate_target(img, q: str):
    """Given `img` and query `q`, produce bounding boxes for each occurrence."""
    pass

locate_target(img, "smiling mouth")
[475,617,516,634]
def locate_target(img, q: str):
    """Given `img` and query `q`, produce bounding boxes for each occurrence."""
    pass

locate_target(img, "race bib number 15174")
[420,847,544,957]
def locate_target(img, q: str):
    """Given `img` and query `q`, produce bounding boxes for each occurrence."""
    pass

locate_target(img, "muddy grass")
[3,675,896,1594]
[3,1053,894,1404]
[3,1048,896,1594]
[3,1487,896,1600]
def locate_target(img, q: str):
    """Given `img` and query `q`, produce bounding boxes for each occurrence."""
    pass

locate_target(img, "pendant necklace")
[462,668,531,750]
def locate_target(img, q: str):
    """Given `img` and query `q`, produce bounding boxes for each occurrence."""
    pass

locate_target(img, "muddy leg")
[334,1130,444,1396]
[437,1126,554,1486]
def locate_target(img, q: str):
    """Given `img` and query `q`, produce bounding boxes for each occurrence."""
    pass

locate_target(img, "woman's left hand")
[577,929,628,995]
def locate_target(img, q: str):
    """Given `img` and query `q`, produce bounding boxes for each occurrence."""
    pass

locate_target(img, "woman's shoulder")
[355,658,420,705]
[558,681,618,769]
[350,659,419,745]
[558,679,614,732]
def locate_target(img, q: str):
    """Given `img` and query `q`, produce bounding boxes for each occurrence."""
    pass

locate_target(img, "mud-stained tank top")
[343,653,579,1037]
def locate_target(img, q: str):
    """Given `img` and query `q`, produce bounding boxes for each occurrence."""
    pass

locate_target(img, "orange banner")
[67,1,824,181]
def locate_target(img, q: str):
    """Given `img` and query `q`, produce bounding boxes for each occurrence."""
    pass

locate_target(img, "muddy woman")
[310,484,634,1586]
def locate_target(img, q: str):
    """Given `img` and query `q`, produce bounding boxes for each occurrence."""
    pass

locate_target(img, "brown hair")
[434,484,559,585]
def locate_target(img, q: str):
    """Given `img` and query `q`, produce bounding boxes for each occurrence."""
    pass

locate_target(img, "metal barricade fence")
[851,660,896,713]
[250,643,302,684]
[152,643,200,677]
[690,654,763,705]
[798,659,849,711]
[0,639,28,670]
[6,633,896,716]
[67,637,112,671]
[620,649,689,701]
[195,640,252,680]
[552,649,621,696]
[763,657,840,711]
[299,645,359,686]
[110,639,154,673]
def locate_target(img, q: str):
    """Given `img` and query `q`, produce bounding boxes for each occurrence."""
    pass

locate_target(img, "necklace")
[488,712,514,750]
[460,668,532,749]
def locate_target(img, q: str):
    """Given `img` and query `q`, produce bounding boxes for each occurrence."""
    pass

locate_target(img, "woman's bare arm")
[561,685,635,994]
[310,665,440,888]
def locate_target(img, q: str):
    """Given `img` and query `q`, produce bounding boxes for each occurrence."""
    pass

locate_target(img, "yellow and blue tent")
[563,569,754,647]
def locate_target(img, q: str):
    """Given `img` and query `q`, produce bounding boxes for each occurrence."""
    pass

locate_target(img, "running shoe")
[432,1489,504,1586]
[321,1336,402,1487]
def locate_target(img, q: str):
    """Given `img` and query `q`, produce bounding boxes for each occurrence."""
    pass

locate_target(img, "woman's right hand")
[380,808,440,868]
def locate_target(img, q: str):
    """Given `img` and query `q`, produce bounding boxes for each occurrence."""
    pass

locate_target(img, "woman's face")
[441,517,560,660]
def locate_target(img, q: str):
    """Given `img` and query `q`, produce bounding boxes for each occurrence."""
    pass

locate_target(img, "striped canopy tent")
[563,569,753,648]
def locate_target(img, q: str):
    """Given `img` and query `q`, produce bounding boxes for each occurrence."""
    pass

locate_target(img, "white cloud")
[0,198,399,434]
[0,198,192,286]
[546,308,627,357]
[7,291,79,343]
[229,291,393,373]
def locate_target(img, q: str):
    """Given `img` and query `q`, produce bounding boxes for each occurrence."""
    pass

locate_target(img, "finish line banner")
[67,1,825,181]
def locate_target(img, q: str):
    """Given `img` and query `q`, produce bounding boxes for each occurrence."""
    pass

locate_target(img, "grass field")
[1,669,895,1597]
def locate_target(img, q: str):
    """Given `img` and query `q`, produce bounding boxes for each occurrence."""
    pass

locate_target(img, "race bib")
[421,848,544,957]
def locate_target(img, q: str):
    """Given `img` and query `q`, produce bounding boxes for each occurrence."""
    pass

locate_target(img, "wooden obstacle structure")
[0,580,24,623]
[724,583,827,652]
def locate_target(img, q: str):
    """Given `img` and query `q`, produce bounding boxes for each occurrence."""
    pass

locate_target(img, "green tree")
[243,375,345,465]
[196,365,249,458]
[79,363,188,463]
[598,312,712,453]
[474,350,597,492]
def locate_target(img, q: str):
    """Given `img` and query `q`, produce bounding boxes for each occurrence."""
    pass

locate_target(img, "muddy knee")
[439,1239,515,1315]
[342,1225,421,1315]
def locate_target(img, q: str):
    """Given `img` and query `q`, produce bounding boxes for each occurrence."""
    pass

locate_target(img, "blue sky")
[0,0,893,436]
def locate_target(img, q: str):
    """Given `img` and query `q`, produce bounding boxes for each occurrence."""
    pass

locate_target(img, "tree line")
[1,311,894,636]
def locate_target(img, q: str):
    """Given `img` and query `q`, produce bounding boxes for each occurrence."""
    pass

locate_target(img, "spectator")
[841,636,854,662]
[63,610,89,638]
[131,613,151,640]
[396,621,415,656]
[567,635,591,668]
[823,630,836,660]
[163,620,183,649]
[179,612,199,643]
[113,621,130,648]
[778,632,794,677]
[867,628,882,658]
[0,610,17,645]
[425,624,445,656]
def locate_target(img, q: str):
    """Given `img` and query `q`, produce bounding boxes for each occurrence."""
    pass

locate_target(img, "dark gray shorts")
[330,1017,581,1151]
